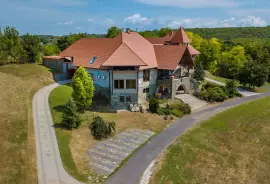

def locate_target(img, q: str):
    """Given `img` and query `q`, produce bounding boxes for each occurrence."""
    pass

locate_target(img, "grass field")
[151,97,270,184]
[0,64,54,184]
[49,85,172,183]
[205,71,229,84]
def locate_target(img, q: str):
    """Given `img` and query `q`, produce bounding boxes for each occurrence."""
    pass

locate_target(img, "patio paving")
[87,129,155,176]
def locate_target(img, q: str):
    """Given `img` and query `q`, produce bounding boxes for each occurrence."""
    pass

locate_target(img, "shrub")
[62,98,81,129]
[170,102,191,115]
[194,61,205,81]
[149,98,160,113]
[157,107,171,116]
[171,108,184,117]
[225,80,237,98]
[199,87,227,102]
[90,116,115,140]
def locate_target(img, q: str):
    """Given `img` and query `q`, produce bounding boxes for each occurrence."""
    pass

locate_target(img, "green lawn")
[49,85,172,183]
[49,85,89,182]
[205,71,229,84]
[151,97,270,184]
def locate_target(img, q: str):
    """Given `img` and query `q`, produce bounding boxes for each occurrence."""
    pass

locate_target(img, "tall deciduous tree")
[72,66,95,109]
[43,44,60,56]
[2,26,26,63]
[159,27,171,37]
[106,26,122,38]
[238,60,269,88]
[22,33,42,63]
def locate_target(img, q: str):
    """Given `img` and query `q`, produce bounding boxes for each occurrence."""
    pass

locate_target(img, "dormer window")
[89,56,97,64]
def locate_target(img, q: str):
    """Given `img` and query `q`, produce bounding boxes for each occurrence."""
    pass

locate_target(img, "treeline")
[185,27,270,40]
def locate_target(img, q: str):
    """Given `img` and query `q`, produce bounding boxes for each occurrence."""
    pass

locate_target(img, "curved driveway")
[33,81,270,184]
[106,92,270,184]
[33,81,83,184]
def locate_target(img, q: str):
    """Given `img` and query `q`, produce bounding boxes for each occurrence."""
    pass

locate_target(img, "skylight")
[89,56,97,64]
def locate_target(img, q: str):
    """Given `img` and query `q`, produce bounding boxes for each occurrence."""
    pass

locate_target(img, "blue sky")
[0,0,269,35]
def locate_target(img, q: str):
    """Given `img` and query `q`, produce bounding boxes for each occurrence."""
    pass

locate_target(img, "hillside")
[185,26,270,40]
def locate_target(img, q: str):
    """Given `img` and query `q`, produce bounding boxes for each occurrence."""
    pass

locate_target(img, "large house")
[43,27,200,109]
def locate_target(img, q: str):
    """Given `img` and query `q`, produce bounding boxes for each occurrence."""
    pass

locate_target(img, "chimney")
[169,30,174,36]
[126,28,131,34]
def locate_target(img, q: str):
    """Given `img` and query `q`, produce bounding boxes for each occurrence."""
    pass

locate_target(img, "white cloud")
[238,16,267,27]
[88,18,93,22]
[229,8,270,17]
[136,0,238,8]
[75,26,82,30]
[104,18,114,26]
[124,14,152,24]
[57,21,73,25]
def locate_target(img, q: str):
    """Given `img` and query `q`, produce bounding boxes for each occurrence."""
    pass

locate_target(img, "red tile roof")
[170,27,191,44]
[188,45,200,55]
[58,27,199,70]
[154,45,187,70]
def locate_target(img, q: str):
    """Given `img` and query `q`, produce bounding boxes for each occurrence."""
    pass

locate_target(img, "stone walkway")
[205,77,260,97]
[88,130,155,176]
[175,94,208,111]
[33,81,83,184]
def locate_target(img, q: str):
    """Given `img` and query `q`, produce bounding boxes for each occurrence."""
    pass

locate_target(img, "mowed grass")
[205,71,230,84]
[0,64,54,184]
[151,97,270,184]
[49,84,172,183]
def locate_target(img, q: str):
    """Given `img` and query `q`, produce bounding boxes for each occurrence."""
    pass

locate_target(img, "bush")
[149,98,160,113]
[170,102,191,115]
[171,108,184,117]
[90,116,115,140]
[199,87,227,102]
[157,107,171,116]
[62,98,81,129]
[225,80,237,98]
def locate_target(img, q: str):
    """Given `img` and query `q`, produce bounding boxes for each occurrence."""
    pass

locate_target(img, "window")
[119,96,125,103]
[126,96,132,103]
[126,80,136,89]
[143,88,149,94]
[114,80,124,89]
[89,56,97,64]
[143,69,150,82]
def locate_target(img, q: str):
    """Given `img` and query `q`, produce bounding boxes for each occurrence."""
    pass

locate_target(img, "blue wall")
[86,69,110,88]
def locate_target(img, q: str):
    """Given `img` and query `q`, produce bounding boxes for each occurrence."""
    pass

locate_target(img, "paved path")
[175,94,208,111]
[88,130,154,176]
[205,77,260,97]
[106,92,270,184]
[33,80,83,184]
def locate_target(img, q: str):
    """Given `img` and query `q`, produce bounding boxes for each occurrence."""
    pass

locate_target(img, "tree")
[225,80,237,98]
[1,27,26,64]
[43,44,60,56]
[217,46,247,78]
[238,61,269,88]
[57,36,71,51]
[72,66,95,109]
[159,27,171,37]
[106,26,122,38]
[22,34,42,63]
[193,61,205,81]
[62,98,81,129]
